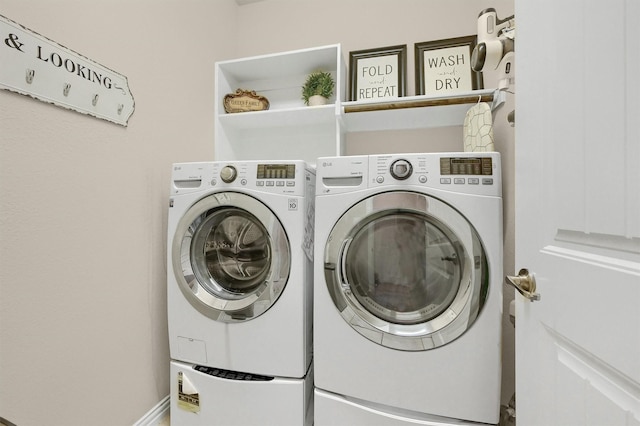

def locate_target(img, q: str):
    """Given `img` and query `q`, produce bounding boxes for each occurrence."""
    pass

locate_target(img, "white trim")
[133,395,170,426]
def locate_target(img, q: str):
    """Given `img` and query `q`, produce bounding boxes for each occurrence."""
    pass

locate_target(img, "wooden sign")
[223,89,269,113]
[0,14,134,126]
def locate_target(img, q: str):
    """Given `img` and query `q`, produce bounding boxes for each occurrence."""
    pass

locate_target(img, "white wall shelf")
[215,44,346,164]
[218,104,337,130]
[214,45,503,164]
[340,89,502,132]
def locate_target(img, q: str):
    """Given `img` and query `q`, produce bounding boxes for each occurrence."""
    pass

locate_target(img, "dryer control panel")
[317,152,501,197]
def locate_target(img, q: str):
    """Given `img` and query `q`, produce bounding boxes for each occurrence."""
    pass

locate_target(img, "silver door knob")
[506,268,540,301]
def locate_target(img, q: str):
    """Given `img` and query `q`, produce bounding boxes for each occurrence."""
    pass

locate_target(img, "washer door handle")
[339,238,353,290]
[506,268,540,301]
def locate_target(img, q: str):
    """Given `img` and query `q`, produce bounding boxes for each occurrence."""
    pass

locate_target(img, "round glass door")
[173,192,290,323]
[324,191,488,351]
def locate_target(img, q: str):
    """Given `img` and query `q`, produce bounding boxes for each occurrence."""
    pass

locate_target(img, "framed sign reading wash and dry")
[415,36,483,96]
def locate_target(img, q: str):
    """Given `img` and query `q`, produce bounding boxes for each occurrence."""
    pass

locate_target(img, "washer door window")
[324,191,488,351]
[173,192,290,323]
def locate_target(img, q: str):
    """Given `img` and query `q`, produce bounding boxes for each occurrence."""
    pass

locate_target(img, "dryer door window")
[344,212,461,326]
[173,192,290,323]
[324,191,488,351]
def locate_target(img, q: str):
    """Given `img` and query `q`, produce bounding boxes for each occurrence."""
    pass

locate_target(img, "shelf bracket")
[491,89,507,112]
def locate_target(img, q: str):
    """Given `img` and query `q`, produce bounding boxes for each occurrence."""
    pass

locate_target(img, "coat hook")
[117,104,124,115]
[63,83,71,97]
[92,94,99,106]
[26,69,35,84]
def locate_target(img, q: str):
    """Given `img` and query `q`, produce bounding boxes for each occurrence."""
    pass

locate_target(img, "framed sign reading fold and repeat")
[349,45,407,102]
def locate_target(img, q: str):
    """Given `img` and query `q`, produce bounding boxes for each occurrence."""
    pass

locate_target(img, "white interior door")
[515,0,640,425]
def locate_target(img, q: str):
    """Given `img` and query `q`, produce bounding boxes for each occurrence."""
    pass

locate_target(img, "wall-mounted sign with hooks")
[0,14,134,126]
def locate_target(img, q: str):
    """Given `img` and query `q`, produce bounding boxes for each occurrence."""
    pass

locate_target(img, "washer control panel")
[171,160,312,196]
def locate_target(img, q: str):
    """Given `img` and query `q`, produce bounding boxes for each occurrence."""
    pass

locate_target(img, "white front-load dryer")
[167,160,314,425]
[313,153,503,425]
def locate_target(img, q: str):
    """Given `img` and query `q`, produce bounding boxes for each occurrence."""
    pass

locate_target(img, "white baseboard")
[133,395,170,426]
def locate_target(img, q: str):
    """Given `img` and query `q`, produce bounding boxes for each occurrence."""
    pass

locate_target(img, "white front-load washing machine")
[167,160,314,425]
[313,153,503,425]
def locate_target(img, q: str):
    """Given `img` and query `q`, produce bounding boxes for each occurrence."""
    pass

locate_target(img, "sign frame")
[349,44,407,102]
[415,36,483,96]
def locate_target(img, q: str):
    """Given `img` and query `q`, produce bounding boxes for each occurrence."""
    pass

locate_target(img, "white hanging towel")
[463,102,495,152]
